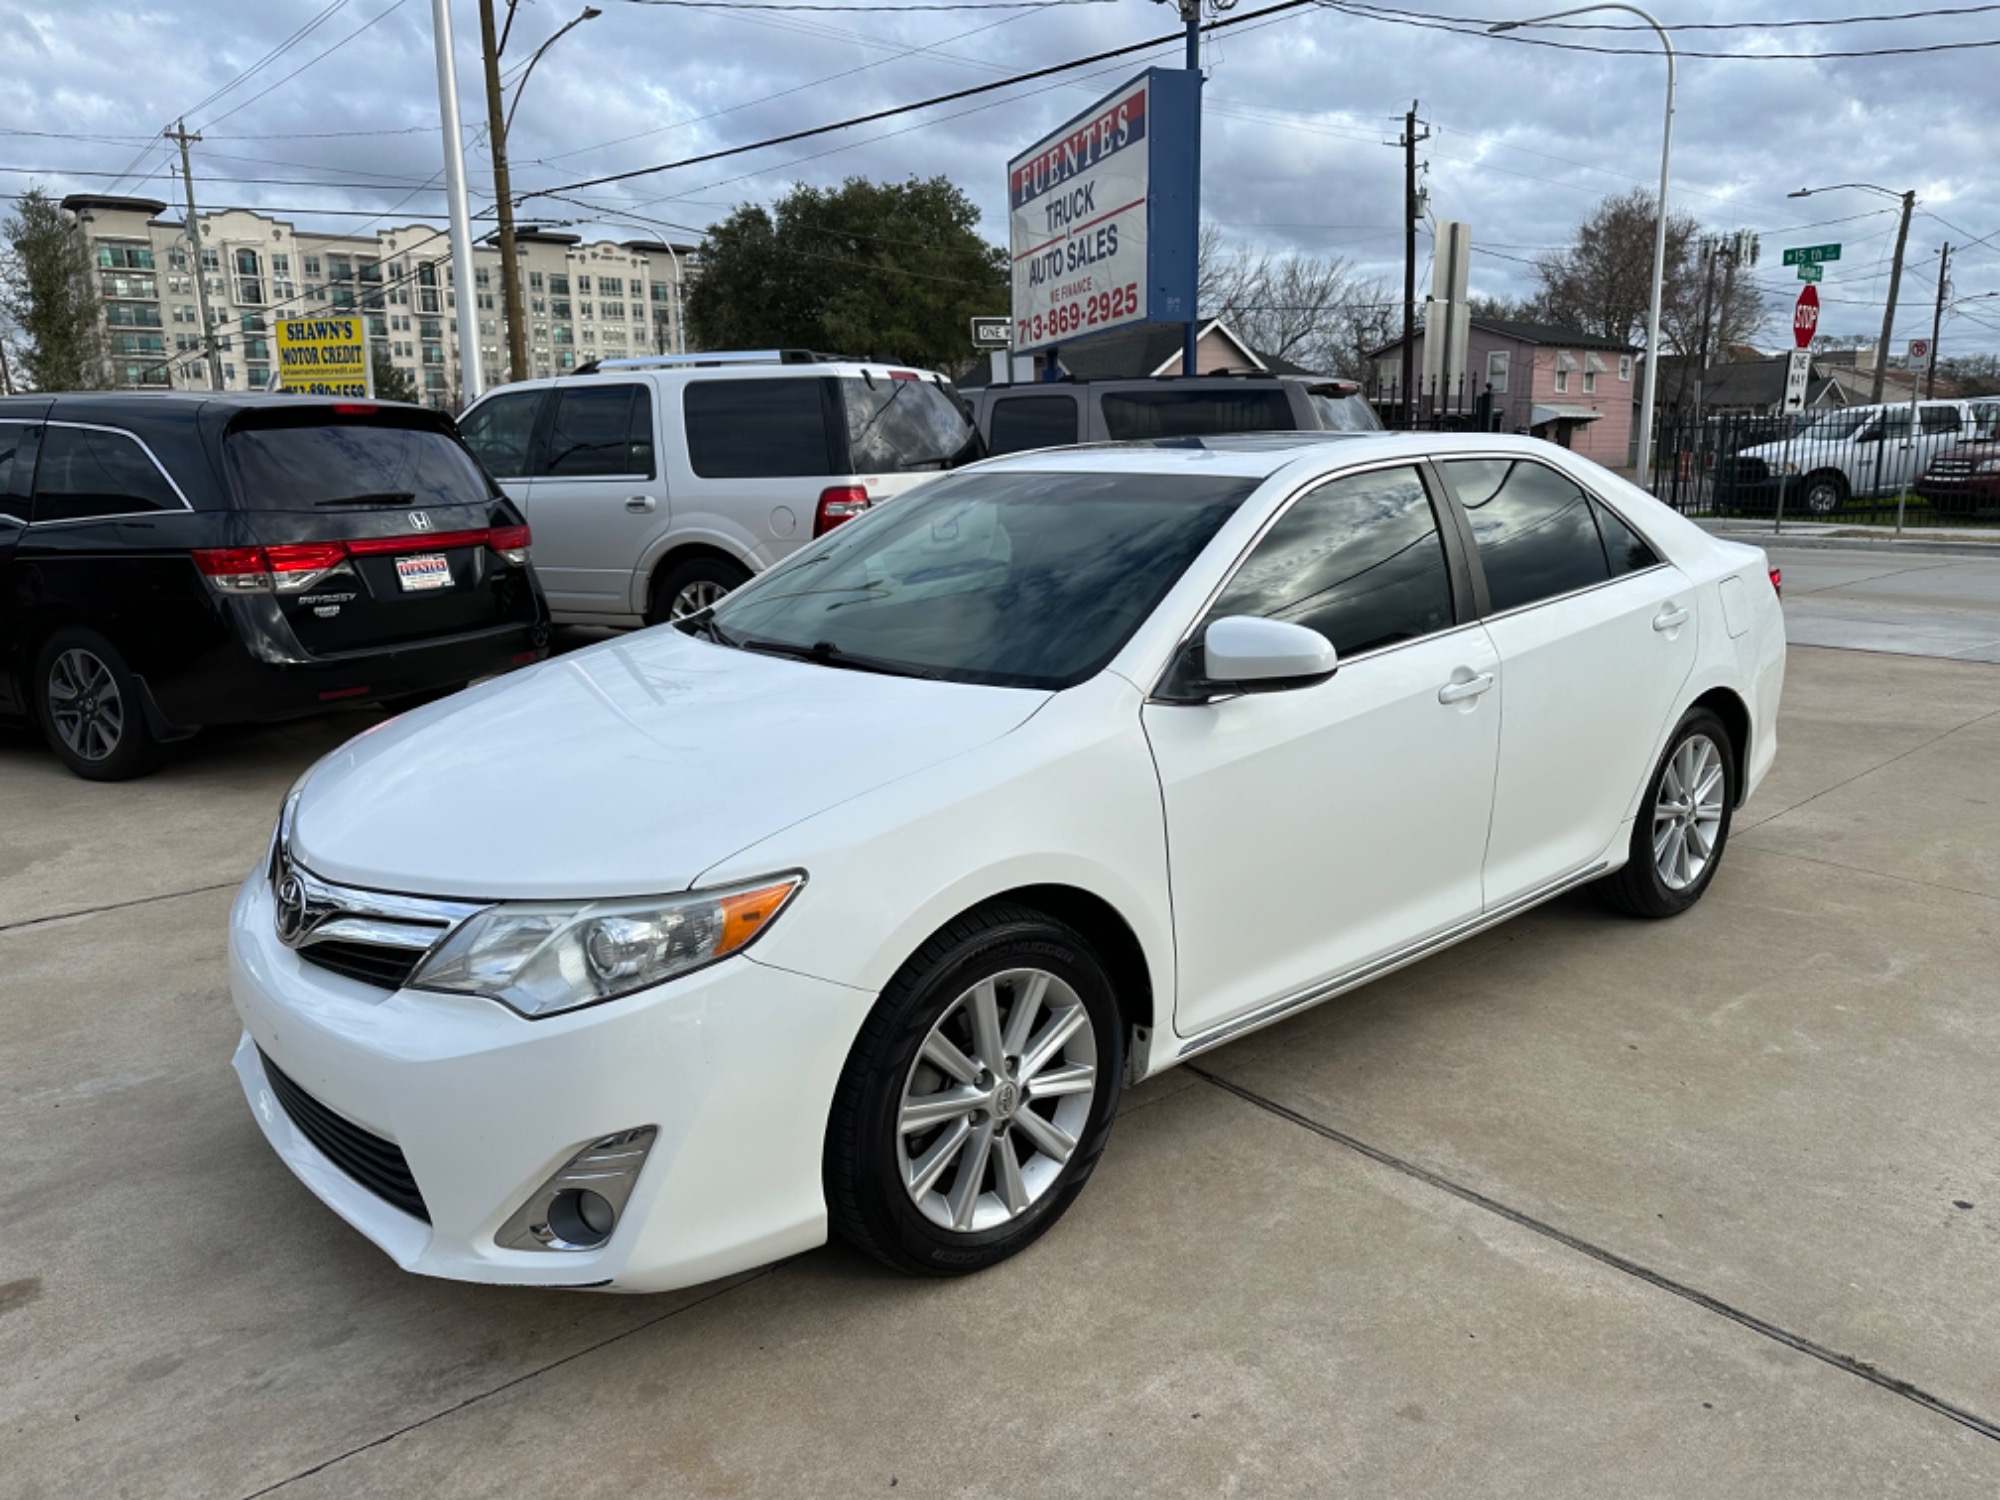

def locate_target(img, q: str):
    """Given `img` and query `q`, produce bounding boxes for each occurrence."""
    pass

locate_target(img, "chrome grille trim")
[271,845,488,988]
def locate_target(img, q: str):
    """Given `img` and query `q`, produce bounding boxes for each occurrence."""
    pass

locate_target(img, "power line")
[1349,1,2000,30]
[606,0,1112,7]
[180,0,355,122]
[195,0,418,133]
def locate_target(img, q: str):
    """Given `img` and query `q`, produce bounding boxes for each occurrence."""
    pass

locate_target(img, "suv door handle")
[1438,672,1495,704]
[625,495,657,513]
[1653,605,1690,632]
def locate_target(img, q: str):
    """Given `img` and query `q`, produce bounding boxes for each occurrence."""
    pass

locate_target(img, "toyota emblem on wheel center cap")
[993,1080,1020,1119]
[275,872,311,946]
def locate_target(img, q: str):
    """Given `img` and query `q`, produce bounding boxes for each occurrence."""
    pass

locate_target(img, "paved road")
[1765,544,2000,664]
[5,639,2000,1495]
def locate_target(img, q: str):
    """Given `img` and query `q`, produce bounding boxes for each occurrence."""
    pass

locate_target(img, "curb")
[1695,523,2000,559]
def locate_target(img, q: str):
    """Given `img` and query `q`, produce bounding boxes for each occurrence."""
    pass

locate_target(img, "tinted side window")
[1590,498,1661,577]
[684,378,835,478]
[1919,406,1961,433]
[1203,465,1455,658]
[33,425,182,522]
[543,384,653,478]
[0,423,35,524]
[988,395,1079,455]
[458,389,545,479]
[1444,458,1609,613]
[1099,388,1296,441]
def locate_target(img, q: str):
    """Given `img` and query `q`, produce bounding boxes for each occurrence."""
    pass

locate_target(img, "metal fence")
[1364,373,1503,433]
[1643,408,2000,532]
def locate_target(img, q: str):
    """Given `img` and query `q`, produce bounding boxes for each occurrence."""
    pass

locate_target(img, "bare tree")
[1195,224,1386,376]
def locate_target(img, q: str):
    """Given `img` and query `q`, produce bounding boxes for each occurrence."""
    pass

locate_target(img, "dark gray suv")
[963,373,1380,457]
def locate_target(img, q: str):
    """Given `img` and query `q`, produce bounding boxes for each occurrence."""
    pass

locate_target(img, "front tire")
[1799,471,1847,516]
[35,628,163,782]
[1598,708,1737,919]
[825,904,1125,1277]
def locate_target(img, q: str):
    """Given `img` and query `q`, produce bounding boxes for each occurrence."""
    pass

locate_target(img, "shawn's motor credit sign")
[1007,67,1199,354]
[275,315,371,397]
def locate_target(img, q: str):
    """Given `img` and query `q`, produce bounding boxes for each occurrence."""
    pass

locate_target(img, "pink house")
[1371,319,1639,471]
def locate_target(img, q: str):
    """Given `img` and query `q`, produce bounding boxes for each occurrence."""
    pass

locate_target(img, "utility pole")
[166,120,225,392]
[1399,102,1429,428]
[1927,241,1950,400]
[1691,237,1719,421]
[1177,0,1203,377]
[477,0,528,383]
[1871,189,1915,405]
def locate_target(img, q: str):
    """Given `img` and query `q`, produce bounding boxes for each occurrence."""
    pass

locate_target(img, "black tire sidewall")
[647,556,751,625]
[837,915,1124,1276]
[1630,709,1738,915]
[34,628,161,782]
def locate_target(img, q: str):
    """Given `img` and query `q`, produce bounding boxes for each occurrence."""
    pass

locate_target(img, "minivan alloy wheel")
[897,967,1097,1233]
[1654,732,1726,891]
[47,648,125,762]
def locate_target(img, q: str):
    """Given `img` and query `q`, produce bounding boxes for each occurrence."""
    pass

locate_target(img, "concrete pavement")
[1764,544,2000,664]
[4,645,2000,1496]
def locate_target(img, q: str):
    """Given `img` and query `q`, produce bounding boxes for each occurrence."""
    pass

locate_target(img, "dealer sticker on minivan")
[395,554,453,591]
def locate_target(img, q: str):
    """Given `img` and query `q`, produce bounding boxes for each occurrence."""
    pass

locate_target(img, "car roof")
[0,391,439,426]
[968,429,1548,480]
[479,359,948,398]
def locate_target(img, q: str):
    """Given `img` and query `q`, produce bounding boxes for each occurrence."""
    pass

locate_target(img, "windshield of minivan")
[704,470,1254,689]
[841,376,979,472]
[226,421,495,509]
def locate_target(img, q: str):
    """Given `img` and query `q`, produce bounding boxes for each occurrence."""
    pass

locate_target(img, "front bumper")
[228,871,874,1292]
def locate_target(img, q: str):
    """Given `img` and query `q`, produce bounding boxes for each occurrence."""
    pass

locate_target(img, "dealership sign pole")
[1006,68,1200,375]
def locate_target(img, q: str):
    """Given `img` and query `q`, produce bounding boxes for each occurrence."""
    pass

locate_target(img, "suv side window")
[1200,464,1455,659]
[1443,457,1609,613]
[684,378,836,478]
[33,425,183,522]
[542,384,654,479]
[1919,406,1961,434]
[459,389,545,479]
[0,423,37,524]
[988,395,1079,455]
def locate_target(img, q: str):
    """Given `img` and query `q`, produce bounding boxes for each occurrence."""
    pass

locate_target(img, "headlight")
[408,874,803,1018]
[1776,461,1800,476]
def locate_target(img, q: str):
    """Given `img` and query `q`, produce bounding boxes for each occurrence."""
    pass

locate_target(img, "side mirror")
[1201,615,1338,690]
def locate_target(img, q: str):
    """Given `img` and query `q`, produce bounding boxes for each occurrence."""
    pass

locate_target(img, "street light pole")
[479,4,600,385]
[1492,5,1673,482]
[1178,0,1202,377]
[1787,182,1915,405]
[430,0,485,406]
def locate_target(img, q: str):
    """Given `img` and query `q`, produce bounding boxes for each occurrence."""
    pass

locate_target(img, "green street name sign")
[1783,244,1842,266]
[1797,262,1824,283]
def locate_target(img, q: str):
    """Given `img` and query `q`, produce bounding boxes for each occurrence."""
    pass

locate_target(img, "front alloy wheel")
[826,904,1124,1276]
[1801,475,1845,515]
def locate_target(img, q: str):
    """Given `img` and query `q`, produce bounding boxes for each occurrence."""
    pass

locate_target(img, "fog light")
[495,1126,656,1253]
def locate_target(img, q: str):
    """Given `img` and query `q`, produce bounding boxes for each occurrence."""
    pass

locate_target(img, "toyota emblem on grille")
[408,510,434,532]
[275,871,312,947]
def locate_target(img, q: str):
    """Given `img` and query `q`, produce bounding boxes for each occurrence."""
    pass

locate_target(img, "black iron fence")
[1365,373,1503,432]
[1644,409,2000,531]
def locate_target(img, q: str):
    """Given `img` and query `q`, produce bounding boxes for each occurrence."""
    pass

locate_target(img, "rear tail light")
[488,523,532,564]
[193,526,525,593]
[814,485,872,537]
[1769,566,1783,599]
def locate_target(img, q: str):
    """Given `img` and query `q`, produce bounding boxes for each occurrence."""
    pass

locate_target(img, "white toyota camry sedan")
[229,432,1785,1291]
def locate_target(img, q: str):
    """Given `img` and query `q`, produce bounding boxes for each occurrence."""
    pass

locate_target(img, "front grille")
[259,1048,430,1223]
[1929,460,1971,476]
[298,940,423,990]
[1718,455,1769,484]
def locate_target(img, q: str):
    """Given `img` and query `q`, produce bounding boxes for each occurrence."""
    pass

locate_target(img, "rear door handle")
[625,495,657,513]
[1653,606,1690,631]
[1438,672,1495,704]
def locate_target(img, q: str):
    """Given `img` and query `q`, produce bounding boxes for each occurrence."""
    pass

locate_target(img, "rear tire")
[646,555,750,625]
[35,628,163,782]
[1597,707,1737,919]
[1799,471,1847,516]
[825,904,1125,1277]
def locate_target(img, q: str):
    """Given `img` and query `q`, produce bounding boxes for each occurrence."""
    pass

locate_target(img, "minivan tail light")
[814,485,872,537]
[194,528,510,594]
[487,523,531,563]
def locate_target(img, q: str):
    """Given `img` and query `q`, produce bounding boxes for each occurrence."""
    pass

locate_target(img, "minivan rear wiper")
[735,636,941,680]
[311,491,418,507]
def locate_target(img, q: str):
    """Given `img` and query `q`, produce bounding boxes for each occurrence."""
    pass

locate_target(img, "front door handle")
[1653,605,1690,632]
[625,495,657,513]
[1438,672,1495,704]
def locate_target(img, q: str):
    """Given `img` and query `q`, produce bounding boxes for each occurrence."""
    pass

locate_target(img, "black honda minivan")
[0,393,549,780]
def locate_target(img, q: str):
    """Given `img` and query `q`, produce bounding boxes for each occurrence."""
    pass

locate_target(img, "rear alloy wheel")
[36,629,162,782]
[647,556,751,625]
[1597,708,1737,919]
[826,905,1124,1276]
[1799,473,1847,516]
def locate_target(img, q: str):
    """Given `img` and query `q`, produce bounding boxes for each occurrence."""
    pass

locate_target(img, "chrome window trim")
[1174,858,1611,1059]
[27,419,195,523]
[1146,453,1466,701]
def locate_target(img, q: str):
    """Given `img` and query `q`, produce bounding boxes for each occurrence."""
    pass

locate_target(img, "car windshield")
[705,469,1255,690]
[1308,391,1382,432]
[226,420,494,510]
[840,376,979,473]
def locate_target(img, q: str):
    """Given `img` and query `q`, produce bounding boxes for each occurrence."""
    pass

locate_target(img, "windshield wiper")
[675,609,735,646]
[311,491,417,508]
[735,636,941,680]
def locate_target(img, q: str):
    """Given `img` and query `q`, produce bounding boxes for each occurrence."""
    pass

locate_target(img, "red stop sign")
[1794,285,1820,349]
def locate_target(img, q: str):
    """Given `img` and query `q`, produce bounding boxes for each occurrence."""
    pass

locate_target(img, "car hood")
[291,629,1049,899]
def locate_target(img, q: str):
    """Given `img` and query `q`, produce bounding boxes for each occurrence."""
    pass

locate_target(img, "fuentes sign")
[275,315,371,397]
[1007,67,1199,354]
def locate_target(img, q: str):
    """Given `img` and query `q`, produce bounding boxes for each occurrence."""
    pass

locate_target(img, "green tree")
[687,176,1006,370]
[371,349,420,403]
[1,187,107,390]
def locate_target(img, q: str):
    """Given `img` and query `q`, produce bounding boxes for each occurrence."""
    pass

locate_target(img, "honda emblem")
[408,510,434,532]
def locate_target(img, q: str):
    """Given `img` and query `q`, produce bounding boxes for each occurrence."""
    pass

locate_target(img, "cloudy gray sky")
[6,0,1998,355]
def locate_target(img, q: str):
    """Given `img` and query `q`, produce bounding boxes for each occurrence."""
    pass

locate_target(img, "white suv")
[457,352,980,624]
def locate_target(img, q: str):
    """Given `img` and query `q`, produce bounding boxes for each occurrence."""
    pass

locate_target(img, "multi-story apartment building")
[61,195,695,406]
